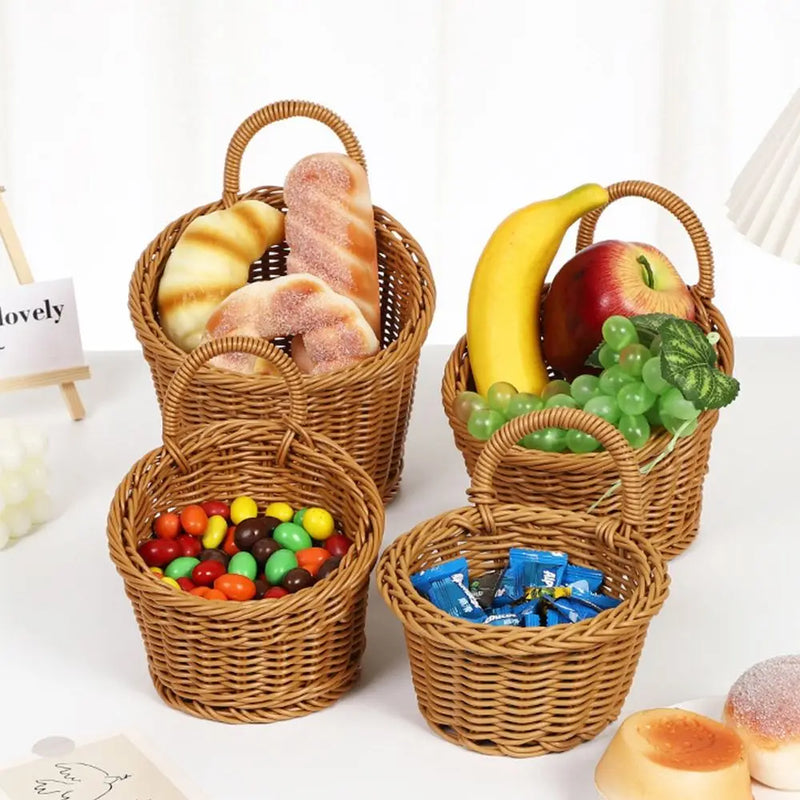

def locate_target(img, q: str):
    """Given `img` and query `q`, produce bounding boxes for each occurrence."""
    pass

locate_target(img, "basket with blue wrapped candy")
[377,407,669,757]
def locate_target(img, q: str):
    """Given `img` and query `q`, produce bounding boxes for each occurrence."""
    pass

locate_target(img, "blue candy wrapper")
[571,589,622,611]
[484,613,520,626]
[564,563,604,593]
[510,547,568,589]
[428,575,487,622]
[514,599,541,628]
[411,557,469,599]
[544,608,562,626]
[492,566,522,606]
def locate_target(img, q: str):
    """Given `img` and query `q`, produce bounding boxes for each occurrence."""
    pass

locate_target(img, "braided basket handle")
[575,180,715,301]
[222,100,366,207]
[162,337,308,468]
[468,408,644,530]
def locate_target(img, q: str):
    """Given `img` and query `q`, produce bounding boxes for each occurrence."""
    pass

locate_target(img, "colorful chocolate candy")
[137,496,351,602]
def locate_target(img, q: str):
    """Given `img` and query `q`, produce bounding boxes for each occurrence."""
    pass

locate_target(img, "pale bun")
[595,708,752,800]
[724,654,800,790]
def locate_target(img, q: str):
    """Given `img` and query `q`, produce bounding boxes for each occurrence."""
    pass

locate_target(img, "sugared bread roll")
[595,708,752,800]
[157,200,285,351]
[284,153,381,336]
[724,654,800,790]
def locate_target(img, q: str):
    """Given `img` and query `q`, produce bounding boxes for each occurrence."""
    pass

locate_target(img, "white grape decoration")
[0,420,51,549]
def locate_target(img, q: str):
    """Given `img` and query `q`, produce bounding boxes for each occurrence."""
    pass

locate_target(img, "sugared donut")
[594,708,752,800]
[202,273,379,375]
[724,654,800,790]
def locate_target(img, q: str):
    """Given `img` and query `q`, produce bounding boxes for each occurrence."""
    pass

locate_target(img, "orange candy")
[190,586,212,598]
[180,504,208,536]
[153,512,180,539]
[204,588,228,601]
[222,526,240,556]
[214,573,256,601]
[296,547,331,577]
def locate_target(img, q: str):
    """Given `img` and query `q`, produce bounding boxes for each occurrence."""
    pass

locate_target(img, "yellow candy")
[302,507,335,540]
[265,502,294,523]
[202,514,228,549]
[230,495,258,525]
[150,567,163,575]
[161,576,180,589]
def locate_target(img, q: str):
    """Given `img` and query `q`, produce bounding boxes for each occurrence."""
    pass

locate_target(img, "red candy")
[214,574,256,601]
[176,534,202,558]
[138,538,181,568]
[191,560,226,587]
[296,547,331,578]
[202,500,230,519]
[176,577,195,592]
[222,526,240,556]
[325,534,352,558]
[264,586,289,599]
[153,512,180,540]
[180,505,208,536]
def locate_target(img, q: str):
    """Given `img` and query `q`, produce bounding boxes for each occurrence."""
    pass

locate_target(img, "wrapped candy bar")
[563,563,604,592]
[469,569,504,610]
[411,558,486,622]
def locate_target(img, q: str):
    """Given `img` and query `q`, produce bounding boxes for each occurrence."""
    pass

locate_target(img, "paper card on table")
[0,734,200,800]
[0,278,87,380]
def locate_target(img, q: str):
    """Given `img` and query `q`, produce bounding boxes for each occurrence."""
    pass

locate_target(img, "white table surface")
[0,340,793,799]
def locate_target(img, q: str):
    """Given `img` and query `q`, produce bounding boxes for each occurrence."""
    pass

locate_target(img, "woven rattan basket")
[107,337,384,723]
[378,407,669,756]
[442,181,733,558]
[129,100,435,503]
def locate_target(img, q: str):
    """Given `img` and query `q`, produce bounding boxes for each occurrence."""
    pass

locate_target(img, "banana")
[467,184,610,396]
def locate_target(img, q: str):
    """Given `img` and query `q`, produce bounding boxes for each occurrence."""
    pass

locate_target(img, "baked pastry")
[201,273,379,375]
[724,654,800,790]
[284,153,381,337]
[594,708,752,799]
[157,199,284,351]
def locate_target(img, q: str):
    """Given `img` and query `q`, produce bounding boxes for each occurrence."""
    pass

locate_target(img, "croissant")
[157,199,285,351]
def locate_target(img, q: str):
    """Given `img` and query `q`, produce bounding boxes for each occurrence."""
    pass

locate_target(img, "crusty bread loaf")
[157,199,284,351]
[284,153,381,337]
[202,273,379,375]
[724,654,800,790]
[595,708,752,800]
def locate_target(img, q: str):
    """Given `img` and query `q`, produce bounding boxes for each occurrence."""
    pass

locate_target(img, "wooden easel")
[0,187,89,420]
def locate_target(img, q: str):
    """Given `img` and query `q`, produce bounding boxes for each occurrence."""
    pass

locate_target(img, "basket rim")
[376,502,669,657]
[107,417,385,618]
[129,186,436,391]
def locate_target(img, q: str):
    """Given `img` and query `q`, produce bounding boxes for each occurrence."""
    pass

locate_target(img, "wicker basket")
[442,181,734,558]
[107,337,384,723]
[129,100,435,504]
[378,407,669,756]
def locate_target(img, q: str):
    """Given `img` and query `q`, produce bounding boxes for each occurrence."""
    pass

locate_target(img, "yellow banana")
[467,183,610,396]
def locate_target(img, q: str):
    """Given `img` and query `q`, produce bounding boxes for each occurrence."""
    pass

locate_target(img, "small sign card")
[0,278,88,386]
[0,733,206,800]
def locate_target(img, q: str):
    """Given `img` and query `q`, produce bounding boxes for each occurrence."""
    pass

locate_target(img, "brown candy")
[233,517,274,551]
[282,567,314,593]
[251,537,282,569]
[316,556,341,580]
[253,577,270,599]
[199,549,230,567]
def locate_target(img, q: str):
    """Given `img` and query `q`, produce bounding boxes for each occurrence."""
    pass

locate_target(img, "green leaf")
[628,313,679,347]
[585,343,603,369]
[659,317,740,409]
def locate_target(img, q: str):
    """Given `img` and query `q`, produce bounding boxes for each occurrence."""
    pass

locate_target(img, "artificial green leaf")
[628,313,678,347]
[585,343,603,369]
[659,318,740,409]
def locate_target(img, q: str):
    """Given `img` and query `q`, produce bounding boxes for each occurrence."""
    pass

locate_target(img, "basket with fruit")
[107,337,383,723]
[130,100,435,503]
[377,407,669,756]
[442,181,735,558]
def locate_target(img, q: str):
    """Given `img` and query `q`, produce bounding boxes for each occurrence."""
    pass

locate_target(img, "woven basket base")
[151,666,361,724]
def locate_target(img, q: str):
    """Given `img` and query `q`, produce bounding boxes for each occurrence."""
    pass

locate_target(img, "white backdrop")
[1,0,800,350]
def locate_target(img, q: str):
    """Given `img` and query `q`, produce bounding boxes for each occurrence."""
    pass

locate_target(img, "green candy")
[164,556,199,580]
[273,522,312,552]
[265,549,298,585]
[228,551,257,581]
[293,508,308,526]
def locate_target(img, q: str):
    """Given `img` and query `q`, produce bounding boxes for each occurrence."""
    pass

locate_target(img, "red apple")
[541,240,694,379]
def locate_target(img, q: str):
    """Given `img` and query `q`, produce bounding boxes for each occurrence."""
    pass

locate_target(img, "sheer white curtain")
[1,0,798,349]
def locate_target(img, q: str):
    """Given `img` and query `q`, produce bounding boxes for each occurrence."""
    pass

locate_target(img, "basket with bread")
[130,100,435,502]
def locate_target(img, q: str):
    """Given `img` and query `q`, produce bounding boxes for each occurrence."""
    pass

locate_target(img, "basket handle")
[575,180,715,301]
[468,407,644,530]
[222,99,367,207]
[161,336,308,470]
